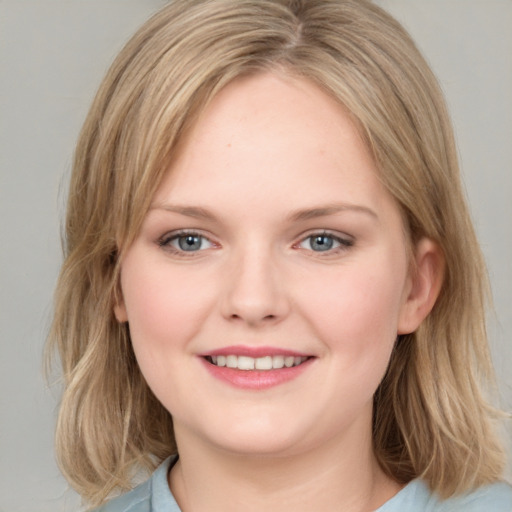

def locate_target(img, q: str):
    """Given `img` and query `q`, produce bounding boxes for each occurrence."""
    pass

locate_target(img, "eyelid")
[294,230,354,253]
[156,229,353,257]
[157,229,218,256]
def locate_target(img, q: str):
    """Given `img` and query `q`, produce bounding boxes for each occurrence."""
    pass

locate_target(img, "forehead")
[153,72,388,210]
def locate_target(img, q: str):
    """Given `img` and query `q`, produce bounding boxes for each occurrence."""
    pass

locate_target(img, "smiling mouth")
[204,355,310,371]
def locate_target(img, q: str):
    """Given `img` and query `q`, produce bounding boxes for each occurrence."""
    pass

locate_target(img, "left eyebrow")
[287,203,379,222]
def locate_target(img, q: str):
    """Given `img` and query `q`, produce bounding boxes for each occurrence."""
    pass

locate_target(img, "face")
[115,73,427,458]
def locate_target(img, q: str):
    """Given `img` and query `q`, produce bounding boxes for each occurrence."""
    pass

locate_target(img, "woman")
[48,1,512,510]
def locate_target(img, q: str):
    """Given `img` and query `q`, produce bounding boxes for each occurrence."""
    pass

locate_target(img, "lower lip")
[200,357,314,390]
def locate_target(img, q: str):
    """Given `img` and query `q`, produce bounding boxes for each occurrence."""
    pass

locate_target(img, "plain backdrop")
[1,1,511,511]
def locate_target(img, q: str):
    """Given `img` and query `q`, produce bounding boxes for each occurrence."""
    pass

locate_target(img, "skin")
[115,72,442,512]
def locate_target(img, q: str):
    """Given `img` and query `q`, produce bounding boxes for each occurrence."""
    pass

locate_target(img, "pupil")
[312,235,333,251]
[179,235,201,251]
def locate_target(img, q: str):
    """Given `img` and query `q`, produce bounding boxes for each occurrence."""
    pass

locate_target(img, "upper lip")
[200,345,311,358]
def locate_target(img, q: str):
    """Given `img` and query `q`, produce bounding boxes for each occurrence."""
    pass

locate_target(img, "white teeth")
[272,355,284,369]
[255,356,273,370]
[226,355,237,368]
[237,356,255,370]
[208,355,308,370]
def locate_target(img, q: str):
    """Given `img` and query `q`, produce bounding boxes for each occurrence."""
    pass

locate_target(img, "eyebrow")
[149,202,378,222]
[149,204,218,221]
[287,203,378,222]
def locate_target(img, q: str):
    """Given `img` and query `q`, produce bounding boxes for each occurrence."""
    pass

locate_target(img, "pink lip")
[198,346,314,390]
[201,345,310,358]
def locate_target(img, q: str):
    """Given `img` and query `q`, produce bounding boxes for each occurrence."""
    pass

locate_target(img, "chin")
[191,416,310,458]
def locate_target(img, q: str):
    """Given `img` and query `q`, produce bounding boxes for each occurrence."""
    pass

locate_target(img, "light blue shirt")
[94,456,512,511]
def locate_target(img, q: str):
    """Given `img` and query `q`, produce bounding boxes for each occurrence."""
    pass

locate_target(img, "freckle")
[227,143,232,148]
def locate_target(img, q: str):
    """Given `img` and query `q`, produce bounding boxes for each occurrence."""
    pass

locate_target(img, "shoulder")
[435,481,512,512]
[91,456,179,512]
[378,479,512,512]
[91,480,151,512]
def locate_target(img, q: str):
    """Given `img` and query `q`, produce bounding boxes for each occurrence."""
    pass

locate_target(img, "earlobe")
[398,238,444,335]
[113,285,128,323]
[114,301,128,323]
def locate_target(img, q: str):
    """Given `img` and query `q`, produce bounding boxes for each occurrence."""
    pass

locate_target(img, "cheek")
[119,259,218,415]
[300,258,407,365]
[120,259,210,363]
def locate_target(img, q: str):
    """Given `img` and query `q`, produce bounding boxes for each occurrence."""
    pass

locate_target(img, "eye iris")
[178,235,202,251]
[311,235,334,251]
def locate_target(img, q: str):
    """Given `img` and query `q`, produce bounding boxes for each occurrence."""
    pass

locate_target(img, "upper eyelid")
[158,230,216,251]
[156,229,354,249]
[293,230,355,252]
[295,229,354,243]
[159,229,213,242]
[157,231,217,258]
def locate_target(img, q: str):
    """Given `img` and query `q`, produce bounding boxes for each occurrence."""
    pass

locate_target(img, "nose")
[219,244,291,327]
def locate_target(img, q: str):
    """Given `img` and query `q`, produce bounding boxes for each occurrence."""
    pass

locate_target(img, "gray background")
[1,1,510,510]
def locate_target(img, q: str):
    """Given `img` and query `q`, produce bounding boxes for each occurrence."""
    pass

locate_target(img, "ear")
[114,301,128,323]
[113,283,128,323]
[398,238,444,335]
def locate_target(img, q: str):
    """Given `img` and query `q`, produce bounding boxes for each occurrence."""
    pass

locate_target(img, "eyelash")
[294,231,354,255]
[158,230,215,257]
[157,230,354,257]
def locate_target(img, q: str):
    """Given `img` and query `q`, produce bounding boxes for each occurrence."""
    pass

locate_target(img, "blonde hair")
[48,0,507,506]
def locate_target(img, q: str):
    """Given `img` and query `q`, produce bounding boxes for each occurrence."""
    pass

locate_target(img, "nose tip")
[220,253,290,327]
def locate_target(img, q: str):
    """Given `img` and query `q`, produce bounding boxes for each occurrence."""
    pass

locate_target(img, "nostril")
[229,313,277,322]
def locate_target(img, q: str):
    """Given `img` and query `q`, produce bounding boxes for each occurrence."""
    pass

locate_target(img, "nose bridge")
[220,238,289,325]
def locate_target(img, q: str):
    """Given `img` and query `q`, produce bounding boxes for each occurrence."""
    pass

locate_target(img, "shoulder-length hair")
[48,0,506,506]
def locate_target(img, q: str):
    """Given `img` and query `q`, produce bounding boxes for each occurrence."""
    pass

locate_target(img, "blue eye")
[298,233,352,253]
[309,234,336,251]
[159,232,213,253]
[176,234,204,251]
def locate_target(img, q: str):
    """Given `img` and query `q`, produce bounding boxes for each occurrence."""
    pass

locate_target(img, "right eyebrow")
[148,204,218,221]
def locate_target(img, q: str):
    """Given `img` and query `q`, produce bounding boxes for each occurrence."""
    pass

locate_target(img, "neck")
[169,422,401,512]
